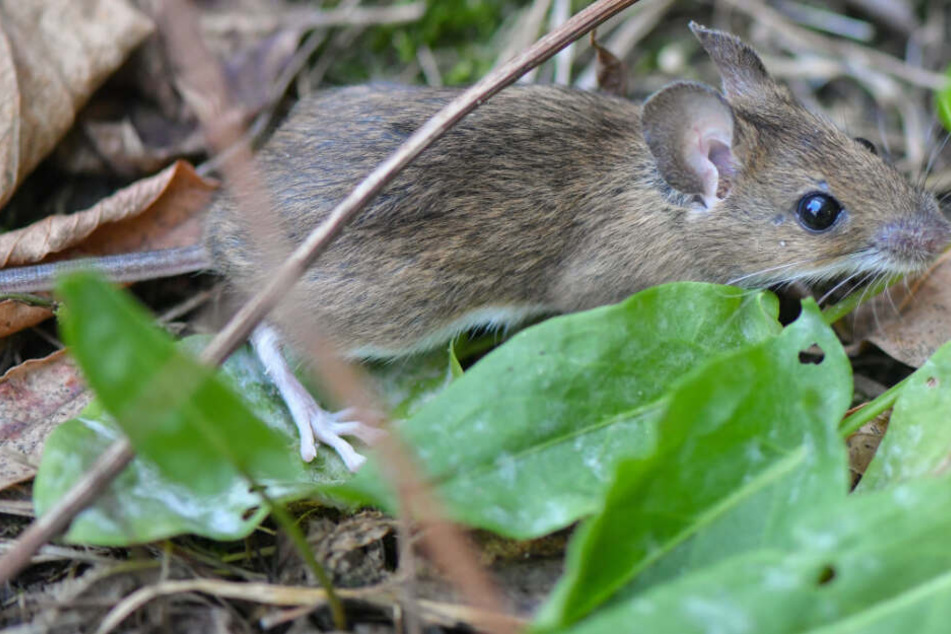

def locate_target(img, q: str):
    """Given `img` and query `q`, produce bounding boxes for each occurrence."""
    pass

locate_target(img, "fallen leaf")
[54,26,300,178]
[220,29,302,120]
[0,0,154,207]
[846,413,889,488]
[0,350,90,490]
[0,300,53,338]
[0,160,217,267]
[54,116,205,177]
[590,29,625,96]
[851,254,951,367]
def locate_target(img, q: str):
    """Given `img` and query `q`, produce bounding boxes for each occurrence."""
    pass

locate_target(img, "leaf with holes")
[330,283,783,539]
[858,340,951,492]
[547,473,951,634]
[535,301,851,629]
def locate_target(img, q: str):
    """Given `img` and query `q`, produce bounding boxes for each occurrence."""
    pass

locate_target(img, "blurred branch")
[200,2,426,36]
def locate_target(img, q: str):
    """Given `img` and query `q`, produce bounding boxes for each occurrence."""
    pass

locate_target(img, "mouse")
[2,23,949,470]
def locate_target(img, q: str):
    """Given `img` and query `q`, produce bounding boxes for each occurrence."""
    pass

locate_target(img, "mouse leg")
[249,323,383,472]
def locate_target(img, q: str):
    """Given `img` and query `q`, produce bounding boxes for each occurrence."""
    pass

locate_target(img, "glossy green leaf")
[332,283,783,539]
[858,340,951,492]
[548,474,951,634]
[34,275,353,545]
[536,302,851,628]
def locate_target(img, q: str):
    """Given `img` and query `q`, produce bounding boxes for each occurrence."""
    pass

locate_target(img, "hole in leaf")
[242,506,260,521]
[816,564,837,586]
[927,376,938,388]
[799,343,825,365]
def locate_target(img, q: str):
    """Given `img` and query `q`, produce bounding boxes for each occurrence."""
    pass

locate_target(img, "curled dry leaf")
[0,350,90,491]
[0,301,54,339]
[851,253,951,368]
[0,160,216,336]
[0,0,154,207]
[0,160,217,268]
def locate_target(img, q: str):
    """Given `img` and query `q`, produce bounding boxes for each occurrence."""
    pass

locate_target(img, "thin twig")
[0,437,135,581]
[94,578,527,634]
[575,0,674,90]
[200,2,426,36]
[725,0,947,89]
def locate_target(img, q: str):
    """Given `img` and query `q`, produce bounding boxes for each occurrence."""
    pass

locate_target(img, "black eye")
[854,137,877,155]
[797,193,843,232]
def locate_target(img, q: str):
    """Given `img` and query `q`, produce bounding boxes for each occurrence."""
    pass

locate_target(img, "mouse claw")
[326,408,387,445]
[250,324,381,472]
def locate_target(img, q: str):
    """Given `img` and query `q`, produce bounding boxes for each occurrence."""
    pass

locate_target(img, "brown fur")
[205,24,950,357]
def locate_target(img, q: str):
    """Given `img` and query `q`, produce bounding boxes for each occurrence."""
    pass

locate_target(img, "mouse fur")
[203,23,950,358]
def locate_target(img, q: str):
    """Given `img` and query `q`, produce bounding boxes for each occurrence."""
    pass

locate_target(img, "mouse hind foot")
[250,324,383,472]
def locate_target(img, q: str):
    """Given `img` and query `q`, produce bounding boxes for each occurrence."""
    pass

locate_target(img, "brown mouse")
[205,22,950,358]
[2,23,948,469]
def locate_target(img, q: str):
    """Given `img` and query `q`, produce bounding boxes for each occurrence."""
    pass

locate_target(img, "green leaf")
[331,283,782,539]
[858,340,951,492]
[938,65,951,132]
[536,301,851,628]
[55,273,299,494]
[364,346,456,421]
[34,274,351,545]
[547,474,951,634]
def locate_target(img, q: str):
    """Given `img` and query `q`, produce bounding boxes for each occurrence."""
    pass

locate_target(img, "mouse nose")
[875,208,951,268]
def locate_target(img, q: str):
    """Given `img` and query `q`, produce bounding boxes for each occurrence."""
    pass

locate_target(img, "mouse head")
[641,22,950,287]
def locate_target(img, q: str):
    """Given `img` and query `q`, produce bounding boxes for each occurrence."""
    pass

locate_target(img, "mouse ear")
[641,81,736,208]
[689,21,775,102]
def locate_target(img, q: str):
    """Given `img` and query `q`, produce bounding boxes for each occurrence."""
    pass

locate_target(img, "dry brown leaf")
[847,412,889,488]
[851,254,951,367]
[0,0,154,208]
[0,350,90,490]
[590,29,626,97]
[0,160,217,267]
[0,301,53,338]
[55,116,205,177]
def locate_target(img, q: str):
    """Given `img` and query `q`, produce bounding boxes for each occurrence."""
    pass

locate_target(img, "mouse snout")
[874,210,951,269]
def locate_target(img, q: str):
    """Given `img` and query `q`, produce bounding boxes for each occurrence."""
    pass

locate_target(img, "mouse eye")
[854,137,878,155]
[797,193,843,232]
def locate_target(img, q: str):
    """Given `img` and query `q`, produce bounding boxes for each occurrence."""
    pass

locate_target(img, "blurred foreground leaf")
[34,274,348,545]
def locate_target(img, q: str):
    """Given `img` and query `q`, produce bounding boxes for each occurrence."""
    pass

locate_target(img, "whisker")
[916,114,941,188]
[817,271,860,306]
[883,284,901,321]
[922,128,950,187]
[726,259,813,286]
[870,274,883,335]
[877,111,893,163]
[848,270,877,334]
